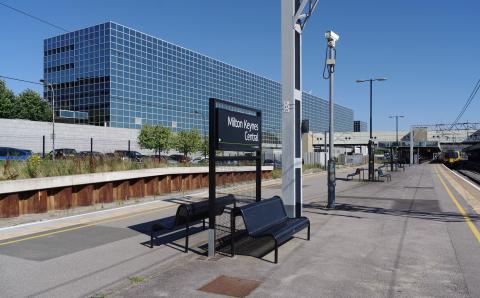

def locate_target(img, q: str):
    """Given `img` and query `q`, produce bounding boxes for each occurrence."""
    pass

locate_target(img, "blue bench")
[231,196,310,263]
[347,168,362,180]
[377,168,391,182]
[150,195,235,252]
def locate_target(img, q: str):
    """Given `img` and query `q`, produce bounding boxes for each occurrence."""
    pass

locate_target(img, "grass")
[0,157,270,181]
[270,164,325,179]
[128,276,146,284]
[303,164,325,171]
[0,157,174,181]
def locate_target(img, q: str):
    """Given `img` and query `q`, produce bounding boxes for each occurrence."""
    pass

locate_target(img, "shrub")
[26,155,42,178]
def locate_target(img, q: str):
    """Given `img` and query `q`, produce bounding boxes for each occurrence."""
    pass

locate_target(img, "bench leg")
[185,223,189,253]
[307,224,311,241]
[150,230,154,248]
[274,241,278,264]
[230,213,236,257]
[203,218,206,230]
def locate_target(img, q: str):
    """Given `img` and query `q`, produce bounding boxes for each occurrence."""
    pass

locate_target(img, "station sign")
[216,108,261,151]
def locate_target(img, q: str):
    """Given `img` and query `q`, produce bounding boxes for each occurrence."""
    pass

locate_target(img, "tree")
[0,80,15,119]
[14,89,52,122]
[174,129,203,158]
[138,124,173,155]
[201,135,209,158]
[138,124,156,152]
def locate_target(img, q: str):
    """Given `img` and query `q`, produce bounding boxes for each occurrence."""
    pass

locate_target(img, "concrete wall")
[0,119,144,154]
[0,166,274,218]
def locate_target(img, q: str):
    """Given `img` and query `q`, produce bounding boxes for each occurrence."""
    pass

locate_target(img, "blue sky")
[0,0,479,131]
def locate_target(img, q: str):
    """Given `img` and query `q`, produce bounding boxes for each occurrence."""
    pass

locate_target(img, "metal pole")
[208,98,216,257]
[256,110,262,202]
[327,44,336,208]
[90,138,93,156]
[44,83,56,161]
[410,127,414,165]
[396,116,399,145]
[324,130,327,168]
[390,146,394,171]
[42,135,45,158]
[128,140,131,153]
[368,80,374,181]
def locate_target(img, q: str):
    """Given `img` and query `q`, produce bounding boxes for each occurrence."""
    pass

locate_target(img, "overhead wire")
[0,1,68,32]
[0,74,42,85]
[449,78,480,129]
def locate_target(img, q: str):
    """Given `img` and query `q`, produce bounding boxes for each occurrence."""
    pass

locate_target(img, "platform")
[0,164,479,297]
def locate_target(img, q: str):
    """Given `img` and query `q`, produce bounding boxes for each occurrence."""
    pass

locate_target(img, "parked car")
[104,153,115,159]
[78,151,104,158]
[264,159,282,168]
[0,147,32,161]
[191,157,209,164]
[47,148,77,159]
[150,155,178,165]
[114,150,145,162]
[169,154,190,163]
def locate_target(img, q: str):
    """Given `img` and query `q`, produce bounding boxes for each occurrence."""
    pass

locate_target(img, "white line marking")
[0,190,208,232]
[442,164,480,192]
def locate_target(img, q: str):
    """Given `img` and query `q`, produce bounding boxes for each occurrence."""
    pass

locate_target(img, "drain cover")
[198,275,261,297]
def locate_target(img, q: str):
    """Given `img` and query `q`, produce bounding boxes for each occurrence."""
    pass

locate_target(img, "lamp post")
[356,78,387,181]
[324,30,339,209]
[40,79,55,160]
[389,115,404,146]
[389,115,404,169]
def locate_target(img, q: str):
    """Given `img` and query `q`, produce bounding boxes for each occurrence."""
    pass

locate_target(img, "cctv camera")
[325,30,339,47]
[325,31,339,41]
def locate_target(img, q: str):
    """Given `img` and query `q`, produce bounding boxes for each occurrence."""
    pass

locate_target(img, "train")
[439,150,462,167]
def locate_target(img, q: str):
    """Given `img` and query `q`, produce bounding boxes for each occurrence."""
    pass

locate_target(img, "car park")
[47,148,77,159]
[0,147,32,161]
[78,151,104,158]
[169,154,190,163]
[114,150,145,162]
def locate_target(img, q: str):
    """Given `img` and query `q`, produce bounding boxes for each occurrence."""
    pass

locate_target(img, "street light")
[389,115,404,146]
[324,30,339,209]
[356,77,387,181]
[389,115,404,170]
[40,79,55,160]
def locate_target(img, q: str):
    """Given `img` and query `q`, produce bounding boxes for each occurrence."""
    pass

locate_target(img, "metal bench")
[347,168,362,181]
[377,168,392,182]
[231,196,310,263]
[150,195,235,252]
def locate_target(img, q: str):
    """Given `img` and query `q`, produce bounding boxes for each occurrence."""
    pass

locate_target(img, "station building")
[43,22,354,147]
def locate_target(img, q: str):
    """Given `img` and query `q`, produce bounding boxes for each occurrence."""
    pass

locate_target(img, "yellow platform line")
[436,166,480,244]
[0,205,175,247]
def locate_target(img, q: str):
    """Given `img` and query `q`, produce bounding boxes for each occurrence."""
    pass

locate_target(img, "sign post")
[208,98,262,257]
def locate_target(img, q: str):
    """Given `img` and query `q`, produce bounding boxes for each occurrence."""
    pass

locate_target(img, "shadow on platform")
[304,197,479,223]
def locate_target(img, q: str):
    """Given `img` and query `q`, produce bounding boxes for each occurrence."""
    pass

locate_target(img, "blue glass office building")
[44,22,353,145]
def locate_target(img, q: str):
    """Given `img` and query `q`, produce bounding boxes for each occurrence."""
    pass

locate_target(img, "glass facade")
[44,22,354,145]
[353,120,367,132]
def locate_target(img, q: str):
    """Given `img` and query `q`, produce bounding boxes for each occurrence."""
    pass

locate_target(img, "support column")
[410,127,414,165]
[281,0,303,217]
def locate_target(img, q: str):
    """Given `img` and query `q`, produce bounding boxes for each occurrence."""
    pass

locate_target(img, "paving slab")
[1,164,479,298]
[99,164,479,298]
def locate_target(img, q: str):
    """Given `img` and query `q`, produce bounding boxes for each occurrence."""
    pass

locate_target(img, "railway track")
[455,161,480,185]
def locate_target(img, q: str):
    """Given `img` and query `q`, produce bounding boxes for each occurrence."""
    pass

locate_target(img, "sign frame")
[208,98,262,257]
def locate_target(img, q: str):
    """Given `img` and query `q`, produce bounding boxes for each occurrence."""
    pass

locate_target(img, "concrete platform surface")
[0,164,479,298]
[102,164,480,298]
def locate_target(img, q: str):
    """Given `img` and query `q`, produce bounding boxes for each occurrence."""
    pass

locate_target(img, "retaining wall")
[0,166,273,218]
